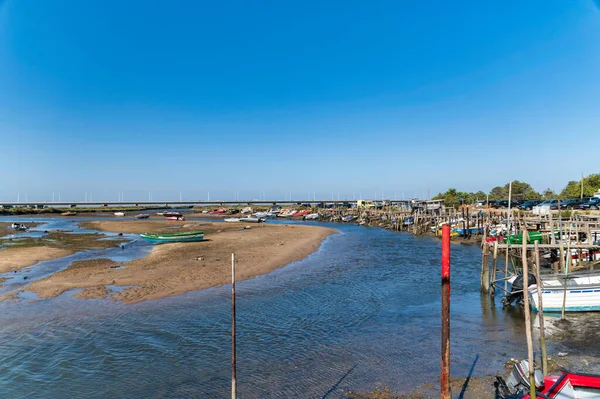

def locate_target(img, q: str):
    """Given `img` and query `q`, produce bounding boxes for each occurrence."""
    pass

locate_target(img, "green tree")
[560,173,600,199]
[542,188,557,199]
[489,186,505,200]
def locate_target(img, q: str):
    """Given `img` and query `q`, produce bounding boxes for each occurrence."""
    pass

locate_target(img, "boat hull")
[140,231,204,244]
[529,272,600,312]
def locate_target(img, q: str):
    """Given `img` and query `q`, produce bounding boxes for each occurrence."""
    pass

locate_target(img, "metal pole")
[441,224,451,399]
[231,253,237,399]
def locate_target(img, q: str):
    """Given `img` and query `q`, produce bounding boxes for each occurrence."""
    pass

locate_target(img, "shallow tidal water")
[0,217,597,398]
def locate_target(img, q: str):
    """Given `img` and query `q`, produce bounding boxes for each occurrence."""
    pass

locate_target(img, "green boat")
[140,230,205,244]
[503,231,544,244]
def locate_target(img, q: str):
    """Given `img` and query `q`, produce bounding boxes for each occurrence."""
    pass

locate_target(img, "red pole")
[441,224,451,399]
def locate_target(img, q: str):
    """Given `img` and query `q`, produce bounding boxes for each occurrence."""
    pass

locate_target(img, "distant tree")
[508,180,540,201]
[489,186,505,200]
[560,173,600,199]
[542,188,557,199]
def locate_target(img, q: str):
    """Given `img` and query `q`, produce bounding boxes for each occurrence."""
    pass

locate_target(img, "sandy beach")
[27,220,338,303]
[0,247,72,274]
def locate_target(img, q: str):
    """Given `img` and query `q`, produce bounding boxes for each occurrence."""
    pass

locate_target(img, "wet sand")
[28,220,338,303]
[0,247,72,274]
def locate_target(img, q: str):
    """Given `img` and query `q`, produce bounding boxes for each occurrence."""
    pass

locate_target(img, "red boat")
[208,208,227,215]
[163,212,183,218]
[166,216,185,221]
[293,210,310,218]
[497,360,600,398]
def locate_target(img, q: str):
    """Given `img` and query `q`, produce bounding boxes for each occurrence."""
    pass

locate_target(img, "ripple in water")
[0,221,582,398]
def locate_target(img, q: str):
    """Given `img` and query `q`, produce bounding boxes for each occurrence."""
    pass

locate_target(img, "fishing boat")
[162,211,183,218]
[239,216,265,223]
[114,212,126,217]
[528,270,600,312]
[293,210,310,218]
[453,226,483,235]
[268,206,282,215]
[304,213,319,220]
[135,214,150,219]
[11,223,28,231]
[224,218,241,222]
[496,359,600,398]
[140,230,204,243]
[504,231,544,244]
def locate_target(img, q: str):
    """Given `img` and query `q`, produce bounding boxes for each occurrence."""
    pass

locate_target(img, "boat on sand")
[139,230,204,243]
[224,218,241,222]
[135,214,150,219]
[239,216,265,223]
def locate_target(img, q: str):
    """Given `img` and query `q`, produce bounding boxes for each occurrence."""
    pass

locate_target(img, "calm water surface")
[0,218,595,398]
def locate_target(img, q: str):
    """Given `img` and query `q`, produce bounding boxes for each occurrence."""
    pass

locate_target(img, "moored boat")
[224,218,241,222]
[496,359,600,398]
[304,213,319,220]
[114,212,126,217]
[135,214,150,219]
[528,270,600,312]
[139,230,205,243]
[239,216,265,223]
[162,211,183,218]
[166,216,185,221]
[11,223,28,231]
[61,211,77,216]
[504,231,544,244]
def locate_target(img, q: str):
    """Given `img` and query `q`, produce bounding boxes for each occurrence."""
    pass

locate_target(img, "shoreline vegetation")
[3,220,337,304]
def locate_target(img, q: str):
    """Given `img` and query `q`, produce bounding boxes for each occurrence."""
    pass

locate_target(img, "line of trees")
[432,173,600,209]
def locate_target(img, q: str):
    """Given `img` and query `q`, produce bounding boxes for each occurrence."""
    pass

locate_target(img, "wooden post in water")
[534,241,548,376]
[231,253,237,399]
[521,230,537,399]
[491,240,498,297]
[441,224,451,399]
[481,242,490,292]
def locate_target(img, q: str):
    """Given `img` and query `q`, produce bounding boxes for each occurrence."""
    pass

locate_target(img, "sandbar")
[0,247,72,273]
[28,220,338,303]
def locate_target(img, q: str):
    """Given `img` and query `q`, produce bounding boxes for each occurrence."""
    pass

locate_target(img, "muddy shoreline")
[24,220,337,303]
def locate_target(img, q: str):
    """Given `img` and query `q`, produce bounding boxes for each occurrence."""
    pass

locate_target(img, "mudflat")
[27,220,338,303]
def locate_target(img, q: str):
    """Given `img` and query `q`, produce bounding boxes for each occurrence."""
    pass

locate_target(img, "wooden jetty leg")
[481,242,490,292]
[522,230,537,399]
[534,241,548,376]
[491,240,498,297]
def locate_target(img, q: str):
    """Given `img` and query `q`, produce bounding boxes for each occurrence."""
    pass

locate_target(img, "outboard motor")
[502,273,537,307]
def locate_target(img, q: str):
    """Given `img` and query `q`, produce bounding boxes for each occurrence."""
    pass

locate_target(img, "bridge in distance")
[0,199,423,208]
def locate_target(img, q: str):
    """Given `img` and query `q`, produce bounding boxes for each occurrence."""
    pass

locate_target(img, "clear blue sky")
[1,0,599,202]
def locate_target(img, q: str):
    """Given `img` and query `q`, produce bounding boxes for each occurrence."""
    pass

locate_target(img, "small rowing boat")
[61,211,77,216]
[166,216,185,221]
[162,211,183,218]
[139,230,204,243]
[224,218,241,222]
[239,216,265,223]
[11,223,28,231]
[114,212,126,217]
[135,214,150,219]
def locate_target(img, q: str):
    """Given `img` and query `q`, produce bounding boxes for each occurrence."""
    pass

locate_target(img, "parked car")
[579,197,600,210]
[492,200,520,209]
[536,199,559,210]
[517,200,542,210]
[562,197,593,209]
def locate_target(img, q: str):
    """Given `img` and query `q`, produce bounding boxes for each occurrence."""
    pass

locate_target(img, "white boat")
[241,207,252,214]
[252,212,269,218]
[304,213,319,220]
[114,212,125,217]
[166,216,185,221]
[224,218,241,222]
[268,206,282,214]
[239,216,265,223]
[156,212,164,216]
[11,223,28,231]
[135,214,150,219]
[529,270,600,312]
